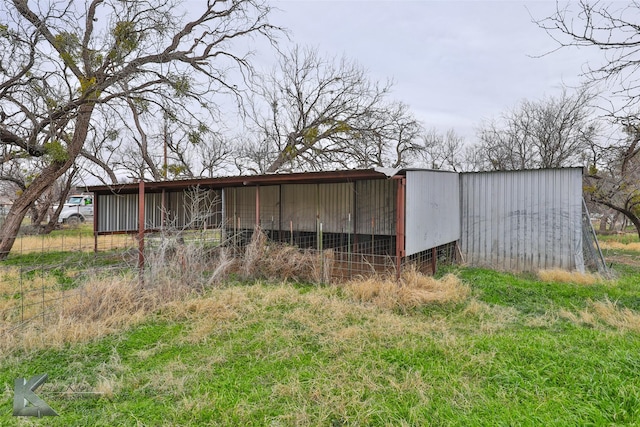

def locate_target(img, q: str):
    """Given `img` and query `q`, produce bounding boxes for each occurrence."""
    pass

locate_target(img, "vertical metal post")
[431,247,437,275]
[42,282,45,324]
[352,181,358,255]
[395,177,406,280]
[138,180,145,286]
[93,192,98,253]
[255,185,260,229]
[161,189,166,231]
[371,217,374,251]
[221,188,226,245]
[278,184,283,242]
[233,188,237,247]
[319,222,324,283]
[347,213,352,277]
[19,267,23,323]
[41,267,45,325]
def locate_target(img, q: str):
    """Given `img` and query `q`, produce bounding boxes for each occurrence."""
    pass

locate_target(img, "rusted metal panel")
[460,168,584,272]
[89,169,393,194]
[405,170,460,256]
[355,179,396,235]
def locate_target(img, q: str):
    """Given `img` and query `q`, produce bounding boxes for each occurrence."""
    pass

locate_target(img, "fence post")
[348,213,352,277]
[319,222,324,283]
[20,266,24,323]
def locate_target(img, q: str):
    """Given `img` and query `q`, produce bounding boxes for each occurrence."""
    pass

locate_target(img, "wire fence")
[0,223,459,339]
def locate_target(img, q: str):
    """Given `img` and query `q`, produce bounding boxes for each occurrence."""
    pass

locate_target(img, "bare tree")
[0,0,277,258]
[538,2,640,237]
[538,1,640,114]
[471,87,598,170]
[240,46,422,173]
[585,123,640,239]
[419,128,466,171]
[345,101,425,169]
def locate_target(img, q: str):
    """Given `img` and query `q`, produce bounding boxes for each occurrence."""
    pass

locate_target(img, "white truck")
[55,194,94,226]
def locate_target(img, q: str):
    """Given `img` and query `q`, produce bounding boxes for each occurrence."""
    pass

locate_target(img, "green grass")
[1,233,639,426]
[2,265,640,426]
[597,232,639,244]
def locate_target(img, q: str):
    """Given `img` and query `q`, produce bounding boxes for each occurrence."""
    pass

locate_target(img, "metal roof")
[87,168,412,194]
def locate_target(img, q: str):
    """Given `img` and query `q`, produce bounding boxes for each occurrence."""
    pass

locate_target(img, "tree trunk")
[597,200,640,241]
[0,103,94,258]
[599,214,608,232]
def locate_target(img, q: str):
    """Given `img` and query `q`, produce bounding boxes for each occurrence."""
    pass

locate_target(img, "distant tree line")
[2,0,640,256]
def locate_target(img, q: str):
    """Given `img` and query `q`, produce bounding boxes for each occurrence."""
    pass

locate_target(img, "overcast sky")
[263,0,600,142]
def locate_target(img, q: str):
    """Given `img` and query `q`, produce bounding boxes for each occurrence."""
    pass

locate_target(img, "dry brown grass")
[0,268,65,324]
[11,233,135,254]
[1,229,462,353]
[598,241,640,252]
[240,229,333,283]
[462,299,522,333]
[560,299,640,333]
[537,269,605,285]
[0,270,204,353]
[345,267,469,311]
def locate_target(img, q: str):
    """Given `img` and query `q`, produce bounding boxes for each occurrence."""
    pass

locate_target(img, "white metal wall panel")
[144,193,163,229]
[460,168,584,272]
[97,188,222,233]
[355,180,396,235]
[97,193,138,232]
[405,171,460,256]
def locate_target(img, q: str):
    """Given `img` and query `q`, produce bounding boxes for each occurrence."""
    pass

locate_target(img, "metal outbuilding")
[88,167,595,277]
[460,168,586,272]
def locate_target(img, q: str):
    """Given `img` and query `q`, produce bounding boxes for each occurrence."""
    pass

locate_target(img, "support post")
[394,177,406,280]
[93,192,98,254]
[161,189,166,231]
[431,247,437,275]
[138,180,145,285]
[255,185,260,229]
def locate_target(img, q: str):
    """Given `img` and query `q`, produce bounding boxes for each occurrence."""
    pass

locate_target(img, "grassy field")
[0,234,639,426]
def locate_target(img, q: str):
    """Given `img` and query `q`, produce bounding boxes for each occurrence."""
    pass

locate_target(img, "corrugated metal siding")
[319,182,354,233]
[405,171,460,256]
[224,187,256,229]
[257,186,280,231]
[281,184,317,232]
[177,188,221,228]
[355,180,396,236]
[460,168,584,272]
[97,188,221,233]
[97,193,138,232]
[145,192,163,228]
